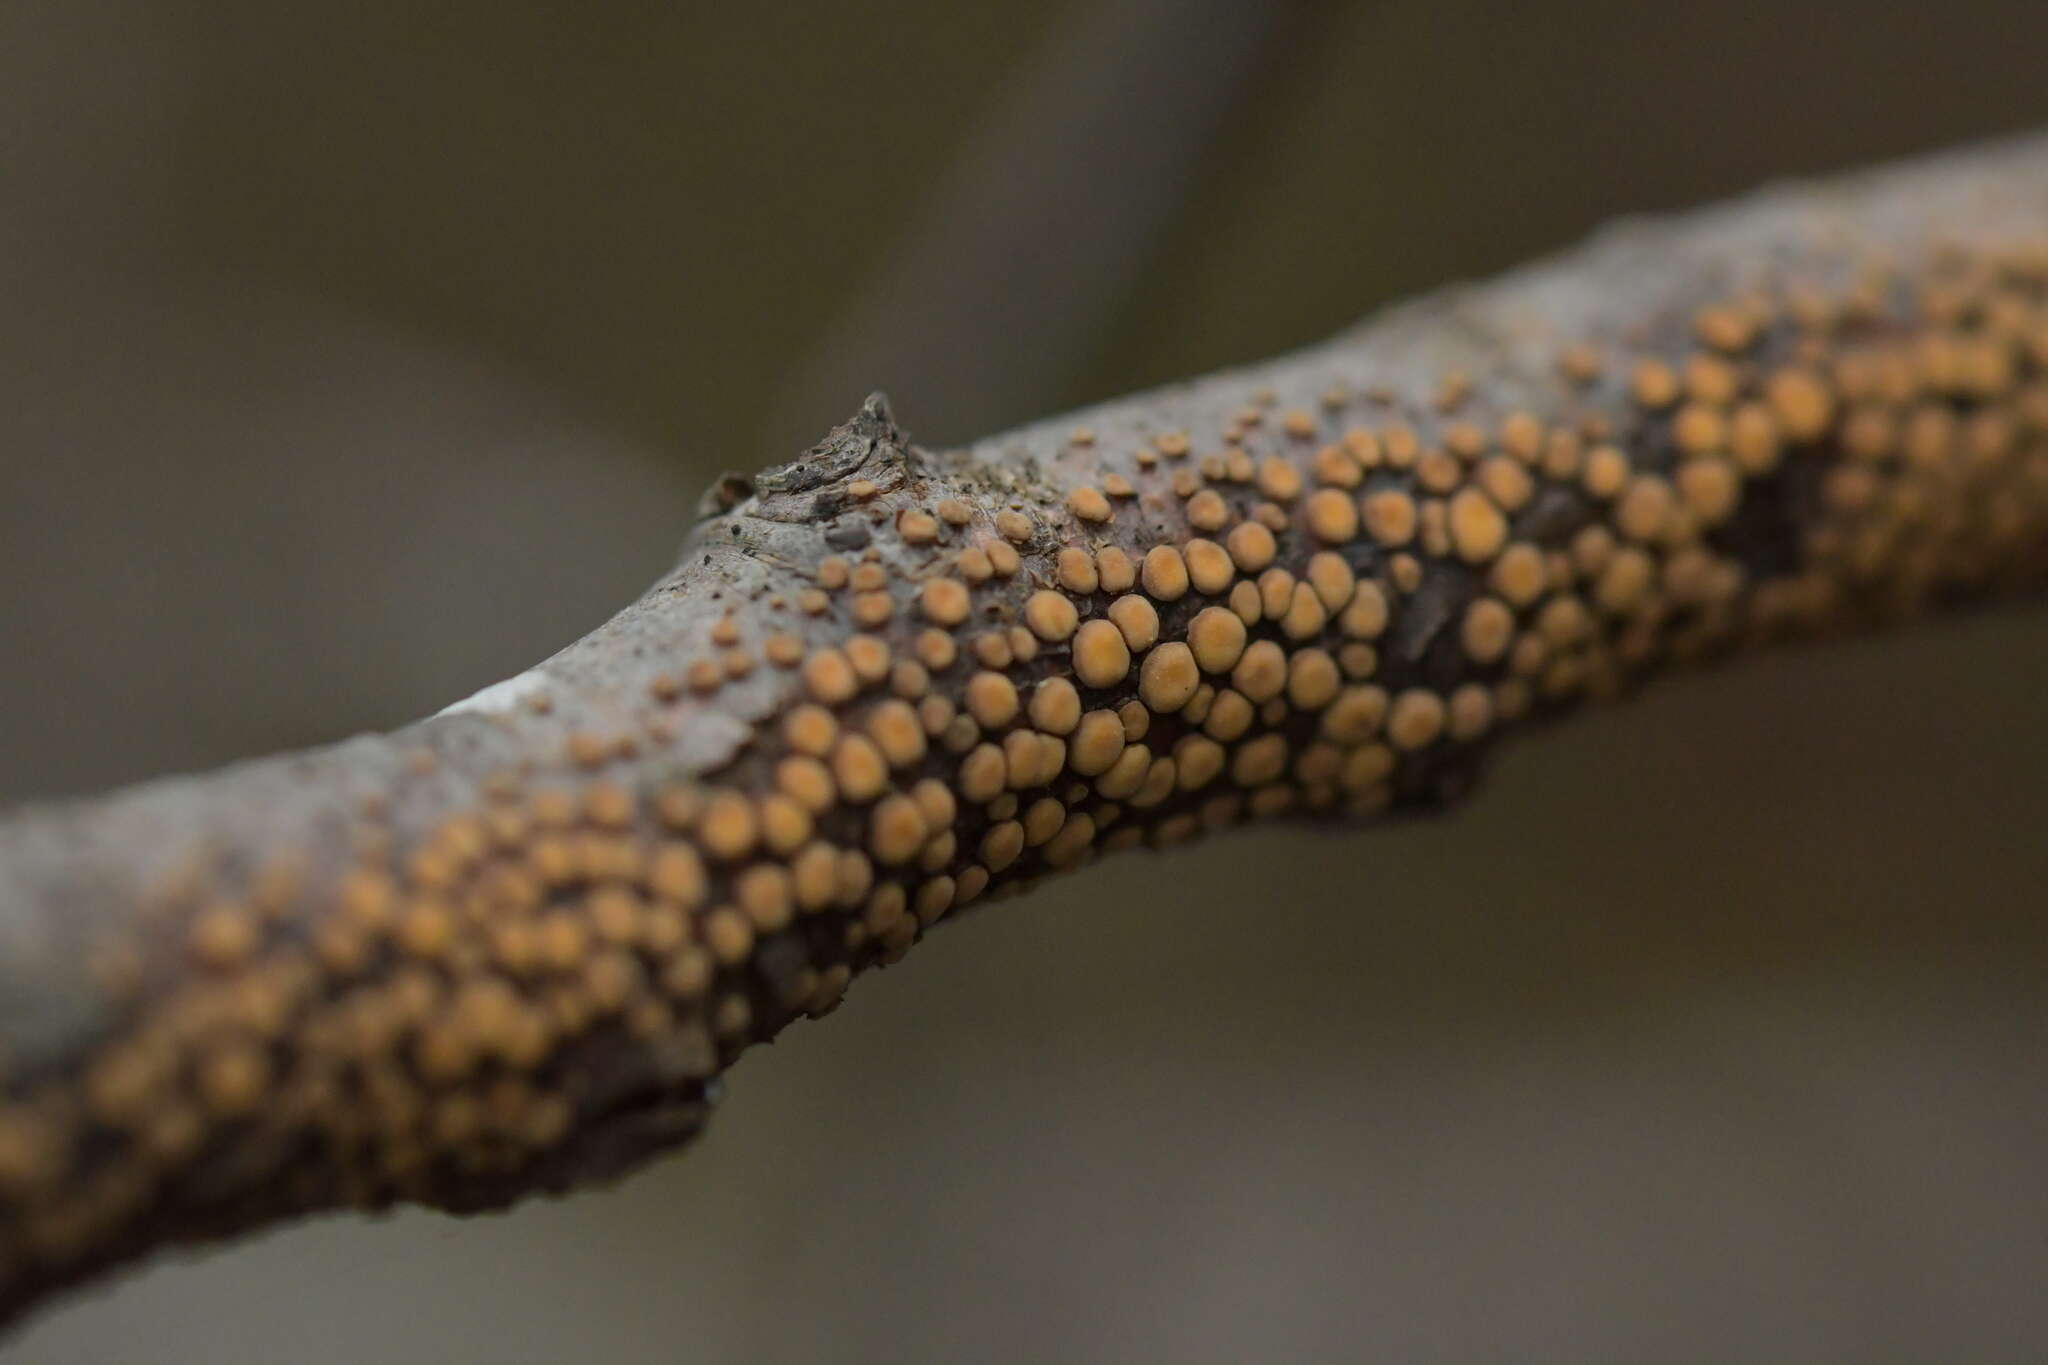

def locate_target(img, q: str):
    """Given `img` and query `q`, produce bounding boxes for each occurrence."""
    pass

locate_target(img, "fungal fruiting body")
[2,135,2048,1324]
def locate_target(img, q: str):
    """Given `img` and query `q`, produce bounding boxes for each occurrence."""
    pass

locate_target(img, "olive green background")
[3,2,2047,1360]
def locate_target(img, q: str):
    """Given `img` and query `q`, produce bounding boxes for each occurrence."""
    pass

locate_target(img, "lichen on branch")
[3,132,2048,1328]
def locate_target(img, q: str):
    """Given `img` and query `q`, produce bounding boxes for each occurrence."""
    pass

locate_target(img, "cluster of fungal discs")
[7,232,2048,1304]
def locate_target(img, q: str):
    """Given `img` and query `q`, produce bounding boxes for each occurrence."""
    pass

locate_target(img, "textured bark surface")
[4,131,2048,1329]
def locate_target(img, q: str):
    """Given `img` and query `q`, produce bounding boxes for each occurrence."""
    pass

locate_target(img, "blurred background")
[4,1,2048,1360]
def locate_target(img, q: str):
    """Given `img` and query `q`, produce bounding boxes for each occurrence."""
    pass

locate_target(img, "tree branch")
[4,131,2048,1328]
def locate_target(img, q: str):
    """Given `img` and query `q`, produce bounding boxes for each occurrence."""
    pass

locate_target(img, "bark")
[3,131,2048,1328]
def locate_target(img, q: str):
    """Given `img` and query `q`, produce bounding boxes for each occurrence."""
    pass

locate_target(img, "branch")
[5,132,2048,1327]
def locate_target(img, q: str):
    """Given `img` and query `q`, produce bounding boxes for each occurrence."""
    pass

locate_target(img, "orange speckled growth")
[2,134,2048,1326]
